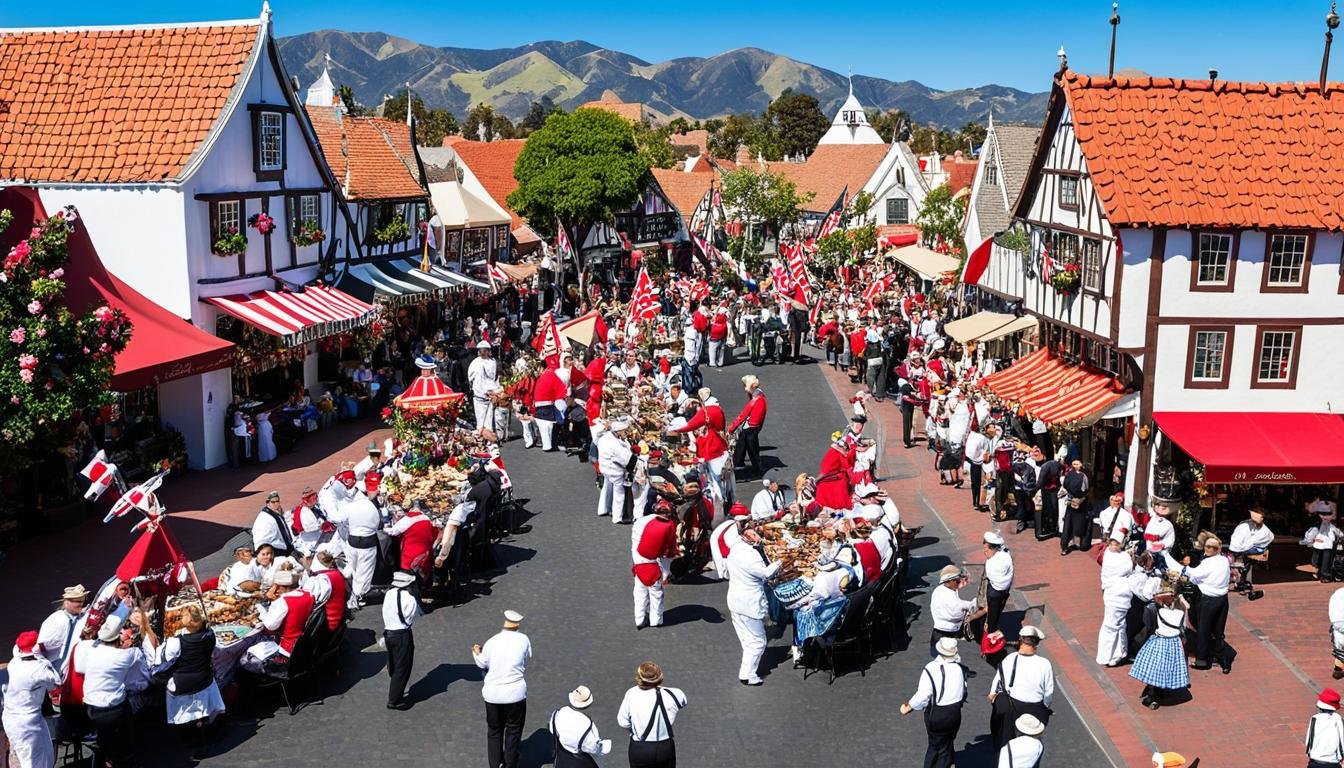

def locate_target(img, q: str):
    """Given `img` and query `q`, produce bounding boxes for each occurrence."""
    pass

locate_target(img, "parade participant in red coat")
[584,355,607,425]
[814,438,858,511]
[631,501,680,628]
[243,571,314,671]
[668,391,730,506]
[532,361,568,452]
[309,551,349,631]
[728,375,768,477]
[388,505,436,582]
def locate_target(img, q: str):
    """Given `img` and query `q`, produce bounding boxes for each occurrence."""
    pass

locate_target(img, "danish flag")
[104,469,169,524]
[626,267,660,325]
[80,450,122,501]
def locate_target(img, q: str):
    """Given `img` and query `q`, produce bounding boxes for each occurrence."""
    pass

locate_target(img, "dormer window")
[249,105,290,181]
[985,164,998,185]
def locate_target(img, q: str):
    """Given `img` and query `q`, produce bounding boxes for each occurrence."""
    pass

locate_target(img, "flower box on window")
[213,228,247,257]
[291,221,326,247]
[374,216,411,245]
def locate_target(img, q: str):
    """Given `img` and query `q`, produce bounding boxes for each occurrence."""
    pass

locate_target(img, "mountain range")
[277,31,1049,129]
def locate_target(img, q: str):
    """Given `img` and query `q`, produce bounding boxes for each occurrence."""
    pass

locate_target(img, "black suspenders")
[638,689,674,741]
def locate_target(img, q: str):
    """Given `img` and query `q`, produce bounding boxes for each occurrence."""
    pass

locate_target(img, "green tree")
[916,183,968,254]
[719,167,812,267]
[666,116,692,135]
[508,108,652,245]
[519,96,559,135]
[337,84,370,117]
[701,117,724,134]
[763,89,829,159]
[959,121,987,152]
[463,103,496,141]
[812,191,876,277]
[707,114,755,159]
[380,92,459,146]
[0,207,133,473]
[869,108,910,143]
[632,121,676,169]
[490,113,517,140]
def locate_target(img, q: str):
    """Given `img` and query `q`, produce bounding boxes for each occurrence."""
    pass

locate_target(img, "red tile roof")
[1063,72,1344,230]
[670,129,709,155]
[306,108,424,201]
[767,144,889,212]
[944,158,978,196]
[0,22,260,183]
[450,139,528,229]
[650,169,714,226]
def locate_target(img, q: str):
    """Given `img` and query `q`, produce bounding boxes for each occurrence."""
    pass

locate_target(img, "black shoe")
[1015,522,1027,534]
[739,678,763,686]
[1332,667,1344,680]
[1060,549,1069,556]
[387,701,412,711]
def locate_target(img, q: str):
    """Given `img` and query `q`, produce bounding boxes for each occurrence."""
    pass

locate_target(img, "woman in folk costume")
[813,436,857,512]
[3,631,62,768]
[142,606,226,747]
[1129,587,1190,710]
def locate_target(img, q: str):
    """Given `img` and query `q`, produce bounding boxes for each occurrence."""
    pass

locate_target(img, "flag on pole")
[861,272,894,309]
[626,267,660,325]
[80,450,121,501]
[690,279,710,303]
[555,219,573,260]
[814,186,847,240]
[104,469,169,524]
[786,242,812,304]
[807,297,822,329]
[688,188,713,236]
[487,262,509,292]
[959,234,995,286]
[769,259,792,295]
[530,310,568,363]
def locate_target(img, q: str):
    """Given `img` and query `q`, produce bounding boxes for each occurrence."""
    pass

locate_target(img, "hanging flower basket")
[374,217,412,244]
[291,221,326,247]
[248,212,276,235]
[213,229,247,257]
[1049,263,1081,295]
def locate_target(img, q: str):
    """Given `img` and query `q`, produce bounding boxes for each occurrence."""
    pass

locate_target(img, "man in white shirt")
[1307,687,1344,767]
[596,419,635,523]
[1097,492,1134,544]
[77,615,150,768]
[251,490,296,557]
[473,610,532,768]
[617,661,687,765]
[998,713,1046,768]
[930,565,977,657]
[352,442,383,482]
[1142,502,1177,554]
[988,625,1054,748]
[1164,537,1232,671]
[900,637,967,768]
[382,571,420,710]
[750,469,792,521]
[37,583,89,672]
[963,426,992,513]
[328,474,382,609]
[983,532,1014,635]
[1229,508,1274,555]
[549,685,612,765]
[726,526,781,685]
[468,340,500,432]
[3,630,62,768]
[219,545,263,595]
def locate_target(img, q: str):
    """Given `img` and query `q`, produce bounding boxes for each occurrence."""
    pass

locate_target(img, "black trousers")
[1313,547,1336,578]
[1192,592,1230,667]
[1061,503,1090,551]
[968,463,984,507]
[1126,596,1150,651]
[929,627,961,658]
[385,628,414,705]
[990,696,1051,749]
[87,700,134,768]
[986,586,1010,634]
[1014,490,1035,525]
[923,703,961,768]
[1036,491,1059,537]
[733,426,762,474]
[485,699,526,768]
[900,406,915,446]
[629,739,676,768]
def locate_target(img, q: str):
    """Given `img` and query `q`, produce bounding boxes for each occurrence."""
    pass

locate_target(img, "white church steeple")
[818,75,884,146]
[305,54,337,108]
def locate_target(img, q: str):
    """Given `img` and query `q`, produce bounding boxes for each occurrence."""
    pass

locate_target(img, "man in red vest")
[531,360,568,452]
[243,571,314,672]
[387,504,436,584]
[728,375,768,478]
[631,500,680,629]
[667,389,730,510]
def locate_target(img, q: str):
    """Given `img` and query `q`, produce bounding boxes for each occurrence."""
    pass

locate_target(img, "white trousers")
[2,711,53,768]
[708,339,725,367]
[631,481,651,518]
[473,399,491,431]
[702,453,732,516]
[1095,588,1131,665]
[518,417,539,448]
[536,418,557,450]
[683,336,702,365]
[634,579,665,626]
[598,474,627,522]
[731,612,767,681]
[347,545,377,605]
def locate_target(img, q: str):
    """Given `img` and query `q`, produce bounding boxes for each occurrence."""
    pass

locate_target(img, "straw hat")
[568,685,594,710]
[1015,713,1045,736]
[938,565,964,584]
[935,637,960,659]
[503,610,524,628]
[60,584,91,603]
[98,615,124,643]
[636,661,664,688]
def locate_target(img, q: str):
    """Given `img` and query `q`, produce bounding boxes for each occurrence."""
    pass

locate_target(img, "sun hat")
[1015,713,1045,736]
[1019,625,1046,641]
[936,637,960,659]
[636,661,664,688]
[1319,688,1342,710]
[97,615,124,643]
[391,571,416,588]
[568,685,594,709]
[983,531,1005,546]
[61,584,90,602]
[503,610,524,627]
[1151,753,1187,768]
[938,565,964,584]
[273,571,298,587]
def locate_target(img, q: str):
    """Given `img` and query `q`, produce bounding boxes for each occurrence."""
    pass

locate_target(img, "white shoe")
[791,646,801,662]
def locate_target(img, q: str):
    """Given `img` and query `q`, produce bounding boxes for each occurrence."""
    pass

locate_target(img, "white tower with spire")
[305,54,337,107]
[818,75,884,146]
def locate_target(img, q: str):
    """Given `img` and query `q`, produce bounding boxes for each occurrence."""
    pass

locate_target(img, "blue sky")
[2,0,1340,92]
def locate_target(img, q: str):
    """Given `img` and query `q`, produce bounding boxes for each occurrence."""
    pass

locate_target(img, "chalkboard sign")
[614,211,679,245]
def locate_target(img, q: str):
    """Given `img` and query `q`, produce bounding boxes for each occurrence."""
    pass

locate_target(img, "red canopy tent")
[116,519,190,592]
[0,187,235,390]
[394,367,466,412]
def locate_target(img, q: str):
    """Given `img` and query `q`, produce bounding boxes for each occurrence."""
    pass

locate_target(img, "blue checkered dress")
[1129,634,1189,690]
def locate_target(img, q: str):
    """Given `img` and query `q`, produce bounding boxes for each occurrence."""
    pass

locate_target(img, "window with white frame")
[886,198,909,225]
[1196,232,1233,286]
[298,194,319,226]
[1265,233,1308,288]
[1255,328,1297,383]
[1081,238,1103,292]
[985,164,998,185]
[214,200,241,238]
[258,112,284,171]
[1191,330,1228,382]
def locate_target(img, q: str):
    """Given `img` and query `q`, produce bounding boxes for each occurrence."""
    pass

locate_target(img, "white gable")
[305,56,336,107]
[819,88,884,146]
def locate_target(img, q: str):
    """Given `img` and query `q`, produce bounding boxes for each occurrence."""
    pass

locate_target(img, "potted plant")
[291,220,326,247]
[247,212,276,235]
[213,227,247,257]
[1049,262,1082,295]
[374,216,412,244]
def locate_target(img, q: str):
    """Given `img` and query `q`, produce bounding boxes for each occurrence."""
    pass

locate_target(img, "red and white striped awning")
[204,285,375,346]
[981,348,1130,427]
[395,369,465,412]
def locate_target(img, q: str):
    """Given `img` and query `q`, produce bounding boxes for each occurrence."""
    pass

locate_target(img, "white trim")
[176,18,269,183]
[0,18,258,34]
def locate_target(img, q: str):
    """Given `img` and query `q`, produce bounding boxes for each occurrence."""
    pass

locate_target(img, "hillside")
[278,30,1049,128]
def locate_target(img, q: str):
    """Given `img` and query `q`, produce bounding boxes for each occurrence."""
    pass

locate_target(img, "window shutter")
[208,201,220,251]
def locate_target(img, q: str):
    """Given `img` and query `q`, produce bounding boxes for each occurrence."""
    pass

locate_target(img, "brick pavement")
[812,363,1320,767]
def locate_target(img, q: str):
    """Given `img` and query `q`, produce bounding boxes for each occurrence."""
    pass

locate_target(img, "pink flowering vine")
[9,327,25,344]
[18,369,33,384]
[18,353,38,370]
[26,300,42,315]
